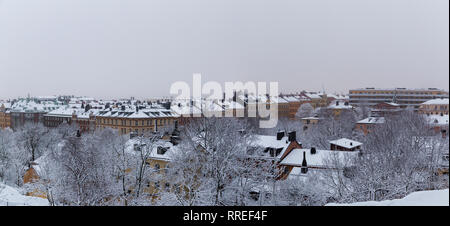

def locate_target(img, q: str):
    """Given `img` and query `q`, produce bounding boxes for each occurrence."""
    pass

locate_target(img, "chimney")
[310,147,316,155]
[350,142,353,146]
[301,151,308,174]
[336,101,339,106]
[288,131,296,142]
[276,130,285,140]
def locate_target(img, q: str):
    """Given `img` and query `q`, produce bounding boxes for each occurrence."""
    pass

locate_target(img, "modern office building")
[349,88,449,108]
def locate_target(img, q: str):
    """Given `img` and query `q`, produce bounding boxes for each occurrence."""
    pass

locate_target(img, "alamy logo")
[170,74,279,128]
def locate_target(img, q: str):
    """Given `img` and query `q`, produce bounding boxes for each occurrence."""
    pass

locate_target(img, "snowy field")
[327,189,449,206]
[0,183,49,206]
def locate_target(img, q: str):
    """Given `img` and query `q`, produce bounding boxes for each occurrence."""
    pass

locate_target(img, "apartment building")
[95,106,179,135]
[349,88,449,108]
[9,98,63,129]
[0,103,11,129]
[418,98,449,116]
[43,107,97,132]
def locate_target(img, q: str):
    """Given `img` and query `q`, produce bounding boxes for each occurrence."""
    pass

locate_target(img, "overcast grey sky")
[0,0,448,99]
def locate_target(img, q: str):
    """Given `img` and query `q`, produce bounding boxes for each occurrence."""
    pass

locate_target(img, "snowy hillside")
[0,183,49,206]
[327,189,449,206]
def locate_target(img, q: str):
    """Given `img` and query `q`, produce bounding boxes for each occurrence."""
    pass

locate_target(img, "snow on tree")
[295,103,314,118]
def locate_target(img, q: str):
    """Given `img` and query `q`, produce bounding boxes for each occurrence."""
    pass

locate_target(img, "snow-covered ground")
[327,189,449,206]
[0,183,49,206]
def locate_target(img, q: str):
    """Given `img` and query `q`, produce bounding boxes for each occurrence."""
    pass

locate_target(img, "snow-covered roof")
[426,114,449,126]
[329,138,362,149]
[282,96,301,102]
[327,101,353,109]
[301,116,320,120]
[171,104,202,116]
[95,108,178,119]
[0,183,49,206]
[126,138,179,162]
[280,148,358,168]
[251,134,300,159]
[357,117,385,124]
[0,102,11,109]
[303,93,321,99]
[10,99,63,113]
[421,98,449,105]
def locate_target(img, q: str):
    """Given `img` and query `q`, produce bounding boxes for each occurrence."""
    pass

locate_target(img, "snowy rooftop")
[421,98,449,105]
[280,148,358,168]
[357,117,385,124]
[282,96,301,102]
[10,99,63,113]
[251,134,300,159]
[426,114,449,126]
[327,101,353,109]
[96,108,178,119]
[126,138,179,162]
[329,138,362,149]
[171,102,202,116]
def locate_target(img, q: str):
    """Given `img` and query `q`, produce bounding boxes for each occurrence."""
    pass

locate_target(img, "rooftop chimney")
[276,130,285,140]
[288,131,296,142]
[310,147,317,155]
[301,151,308,174]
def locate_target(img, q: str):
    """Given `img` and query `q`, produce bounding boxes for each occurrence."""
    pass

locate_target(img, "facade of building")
[9,98,62,129]
[43,107,97,132]
[355,117,385,135]
[370,102,402,117]
[95,107,178,135]
[329,138,362,151]
[349,88,449,108]
[325,100,353,117]
[280,96,302,119]
[0,103,11,129]
[418,98,449,116]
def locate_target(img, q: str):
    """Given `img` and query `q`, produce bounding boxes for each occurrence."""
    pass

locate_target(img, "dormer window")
[157,146,168,155]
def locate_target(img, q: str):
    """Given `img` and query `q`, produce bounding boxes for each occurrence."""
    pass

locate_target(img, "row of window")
[98,118,173,126]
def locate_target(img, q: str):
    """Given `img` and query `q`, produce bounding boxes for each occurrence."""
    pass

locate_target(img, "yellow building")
[419,98,449,116]
[96,108,179,135]
[0,103,11,129]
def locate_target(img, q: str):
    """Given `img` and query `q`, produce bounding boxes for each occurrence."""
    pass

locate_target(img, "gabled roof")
[280,148,358,168]
[357,117,385,124]
[422,98,449,105]
[329,138,362,149]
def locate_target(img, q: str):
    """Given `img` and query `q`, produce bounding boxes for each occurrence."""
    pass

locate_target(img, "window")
[165,183,170,192]
[157,146,168,155]
[164,165,169,174]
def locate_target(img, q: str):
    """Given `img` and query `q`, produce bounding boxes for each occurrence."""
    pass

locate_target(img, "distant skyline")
[1,0,448,100]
